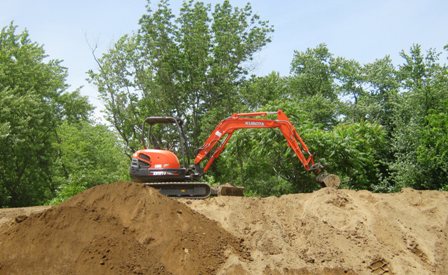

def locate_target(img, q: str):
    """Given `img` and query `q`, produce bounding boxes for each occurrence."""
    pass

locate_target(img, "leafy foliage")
[391,45,448,190]
[0,24,71,206]
[88,4,447,195]
[197,43,447,194]
[0,87,55,206]
[2,2,448,205]
[0,23,127,206]
[88,0,273,155]
[49,122,129,204]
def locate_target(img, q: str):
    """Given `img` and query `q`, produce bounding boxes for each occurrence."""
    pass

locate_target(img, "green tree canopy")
[88,0,273,156]
[49,122,129,204]
[0,23,120,206]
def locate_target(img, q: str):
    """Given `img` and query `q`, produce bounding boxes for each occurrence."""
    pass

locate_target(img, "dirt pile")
[1,185,447,275]
[184,187,448,274]
[0,183,247,275]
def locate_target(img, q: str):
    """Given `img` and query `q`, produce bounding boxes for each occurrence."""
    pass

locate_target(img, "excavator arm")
[194,110,340,188]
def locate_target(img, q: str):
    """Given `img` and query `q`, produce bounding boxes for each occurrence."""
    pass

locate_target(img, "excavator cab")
[130,117,211,198]
[130,116,193,182]
[142,117,186,158]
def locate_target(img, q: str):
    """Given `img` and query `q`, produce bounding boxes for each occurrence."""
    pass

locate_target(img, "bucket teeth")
[316,173,341,188]
[217,183,244,196]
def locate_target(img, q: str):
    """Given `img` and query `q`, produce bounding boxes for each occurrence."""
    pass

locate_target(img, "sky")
[1,0,447,119]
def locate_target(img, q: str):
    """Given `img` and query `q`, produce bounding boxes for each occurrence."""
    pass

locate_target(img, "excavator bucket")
[216,183,244,196]
[316,173,341,188]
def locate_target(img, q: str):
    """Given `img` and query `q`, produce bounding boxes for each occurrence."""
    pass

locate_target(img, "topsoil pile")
[184,187,448,274]
[0,183,447,275]
[0,183,248,275]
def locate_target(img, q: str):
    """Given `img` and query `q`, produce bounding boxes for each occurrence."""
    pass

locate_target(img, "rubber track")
[142,182,212,199]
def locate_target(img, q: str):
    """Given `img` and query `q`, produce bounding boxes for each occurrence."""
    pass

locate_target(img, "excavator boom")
[194,110,340,188]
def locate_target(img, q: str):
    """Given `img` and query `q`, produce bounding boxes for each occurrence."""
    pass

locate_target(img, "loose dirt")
[184,187,448,275]
[0,183,248,275]
[0,184,447,275]
[0,205,50,225]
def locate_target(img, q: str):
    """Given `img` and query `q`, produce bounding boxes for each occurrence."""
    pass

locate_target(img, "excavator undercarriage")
[142,182,212,199]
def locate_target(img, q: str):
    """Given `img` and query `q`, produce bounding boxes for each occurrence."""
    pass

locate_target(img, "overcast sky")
[1,0,447,119]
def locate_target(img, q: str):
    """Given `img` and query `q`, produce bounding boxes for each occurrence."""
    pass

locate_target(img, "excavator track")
[142,182,212,199]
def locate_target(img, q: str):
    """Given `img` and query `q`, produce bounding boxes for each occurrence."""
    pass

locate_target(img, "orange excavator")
[130,109,340,198]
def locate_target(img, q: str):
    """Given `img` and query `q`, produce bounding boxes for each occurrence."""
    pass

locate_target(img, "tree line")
[1,0,447,206]
[0,24,128,206]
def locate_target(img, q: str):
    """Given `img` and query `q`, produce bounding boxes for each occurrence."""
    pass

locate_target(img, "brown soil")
[0,183,247,275]
[0,185,447,275]
[0,205,50,225]
[183,187,448,275]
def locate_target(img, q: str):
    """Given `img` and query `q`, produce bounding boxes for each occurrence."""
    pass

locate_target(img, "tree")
[392,44,448,190]
[0,23,94,206]
[49,122,129,204]
[288,44,340,128]
[289,43,337,100]
[415,107,448,190]
[88,0,273,156]
[0,88,55,206]
[362,56,399,134]
[239,72,288,111]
